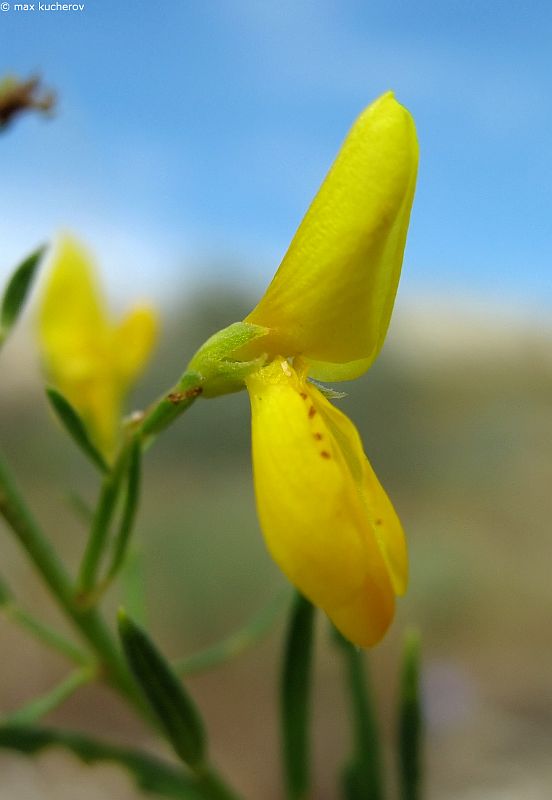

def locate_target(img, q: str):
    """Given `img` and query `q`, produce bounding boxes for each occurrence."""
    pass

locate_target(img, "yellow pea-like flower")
[244,92,418,646]
[38,235,157,456]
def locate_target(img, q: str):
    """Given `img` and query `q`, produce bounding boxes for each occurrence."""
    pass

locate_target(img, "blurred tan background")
[1,287,551,799]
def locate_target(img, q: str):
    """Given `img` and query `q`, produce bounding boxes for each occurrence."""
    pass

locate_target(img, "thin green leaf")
[76,446,130,603]
[333,630,383,800]
[175,589,290,677]
[121,548,148,626]
[118,610,206,769]
[104,437,141,582]
[3,603,89,665]
[398,629,423,800]
[0,572,12,606]
[0,725,204,799]
[4,666,95,725]
[0,574,88,664]
[46,388,108,473]
[0,245,46,344]
[66,491,94,525]
[281,591,315,800]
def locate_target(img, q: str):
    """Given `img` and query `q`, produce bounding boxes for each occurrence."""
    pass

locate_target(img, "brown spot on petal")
[308,406,316,418]
[375,518,383,526]
[313,432,323,441]
[299,391,308,400]
[320,450,331,459]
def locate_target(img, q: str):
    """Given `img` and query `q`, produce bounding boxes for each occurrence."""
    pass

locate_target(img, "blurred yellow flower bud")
[38,235,157,455]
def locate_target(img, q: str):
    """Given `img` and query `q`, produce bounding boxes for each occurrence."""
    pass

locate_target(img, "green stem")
[137,370,203,445]
[174,589,290,677]
[0,450,142,710]
[4,666,96,725]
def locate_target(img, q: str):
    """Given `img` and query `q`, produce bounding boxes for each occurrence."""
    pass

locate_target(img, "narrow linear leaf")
[4,667,95,725]
[333,630,383,800]
[105,437,141,582]
[175,589,290,677]
[76,448,130,602]
[121,548,148,626]
[118,610,206,769]
[0,725,203,799]
[46,388,108,473]
[0,245,46,343]
[66,491,94,525]
[1,589,88,665]
[281,592,315,800]
[398,629,423,800]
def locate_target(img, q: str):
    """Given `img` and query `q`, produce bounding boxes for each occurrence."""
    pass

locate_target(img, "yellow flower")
[38,235,157,455]
[244,93,418,646]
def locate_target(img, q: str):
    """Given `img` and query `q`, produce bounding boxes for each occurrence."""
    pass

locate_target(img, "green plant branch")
[3,665,96,725]
[174,589,290,677]
[0,449,143,711]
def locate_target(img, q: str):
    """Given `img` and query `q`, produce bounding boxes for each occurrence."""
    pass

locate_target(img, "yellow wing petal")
[245,93,418,380]
[317,392,409,596]
[246,359,395,646]
[113,305,158,385]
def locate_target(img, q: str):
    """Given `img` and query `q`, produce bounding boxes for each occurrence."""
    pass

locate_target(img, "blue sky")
[1,0,550,311]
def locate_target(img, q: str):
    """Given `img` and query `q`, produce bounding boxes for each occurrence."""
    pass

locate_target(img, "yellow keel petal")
[246,359,397,645]
[328,576,395,647]
[318,392,408,596]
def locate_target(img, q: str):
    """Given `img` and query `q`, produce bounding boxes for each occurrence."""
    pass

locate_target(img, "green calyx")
[188,321,268,398]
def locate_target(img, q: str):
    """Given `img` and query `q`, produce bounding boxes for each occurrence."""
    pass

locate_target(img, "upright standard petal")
[38,236,113,438]
[246,359,398,646]
[245,93,418,380]
[38,235,108,375]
